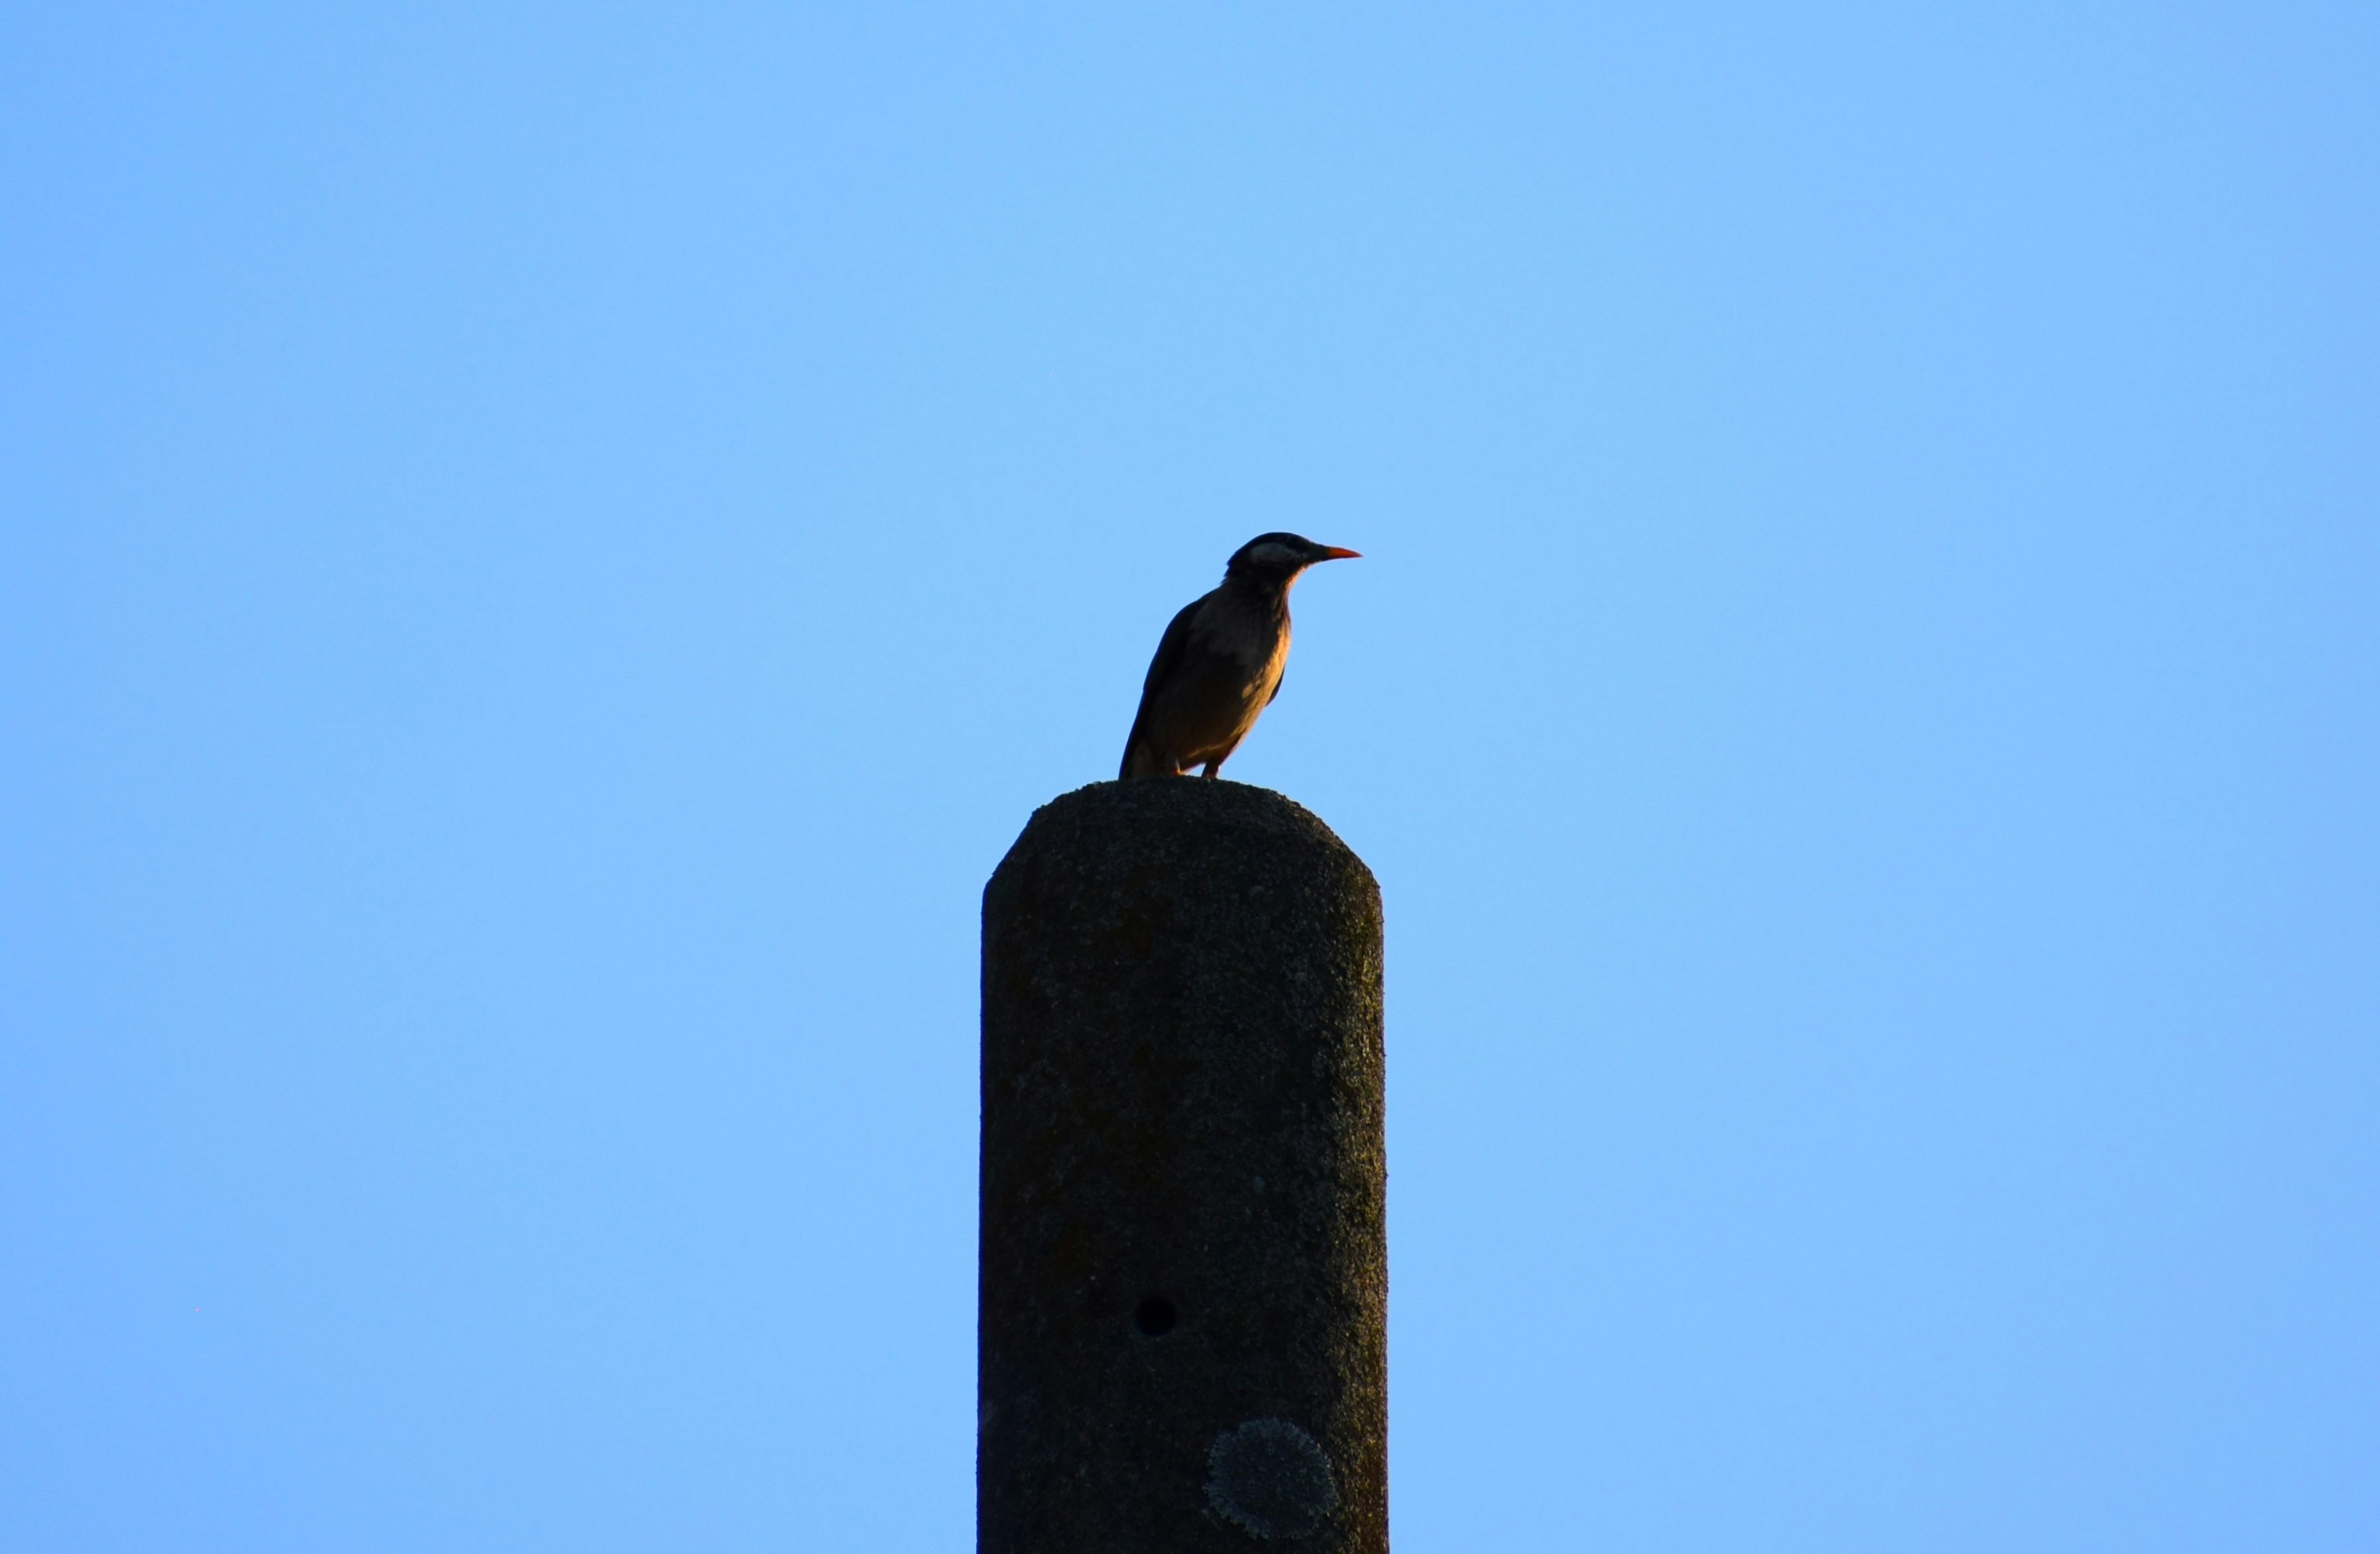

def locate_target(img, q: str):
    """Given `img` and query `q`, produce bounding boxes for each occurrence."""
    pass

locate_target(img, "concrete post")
[979,779,1386,1552]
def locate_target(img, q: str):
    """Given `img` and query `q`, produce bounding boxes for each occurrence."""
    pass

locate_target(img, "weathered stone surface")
[980,779,1386,1553]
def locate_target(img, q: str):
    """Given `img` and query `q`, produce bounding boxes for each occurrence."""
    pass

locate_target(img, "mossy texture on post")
[980,780,1386,1553]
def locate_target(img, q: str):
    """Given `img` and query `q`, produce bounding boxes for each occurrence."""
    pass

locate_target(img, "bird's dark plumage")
[1120,532,1359,780]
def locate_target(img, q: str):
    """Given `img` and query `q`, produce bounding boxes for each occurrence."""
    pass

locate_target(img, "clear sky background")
[4,4,2374,1550]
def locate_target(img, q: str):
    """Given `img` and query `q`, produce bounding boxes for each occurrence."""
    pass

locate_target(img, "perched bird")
[1119,532,1361,780]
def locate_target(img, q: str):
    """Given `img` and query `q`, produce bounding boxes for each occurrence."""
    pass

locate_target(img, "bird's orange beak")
[1320,546,1362,560]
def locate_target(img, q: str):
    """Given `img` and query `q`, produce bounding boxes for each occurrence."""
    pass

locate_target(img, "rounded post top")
[989,779,1376,906]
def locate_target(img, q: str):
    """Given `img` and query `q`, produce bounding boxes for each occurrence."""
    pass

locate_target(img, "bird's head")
[1223,532,1362,588]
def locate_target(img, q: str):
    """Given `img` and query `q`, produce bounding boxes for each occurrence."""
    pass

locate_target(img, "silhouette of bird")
[1119,533,1360,780]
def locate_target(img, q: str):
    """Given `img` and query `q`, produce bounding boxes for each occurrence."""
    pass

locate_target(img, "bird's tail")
[1119,722,1168,779]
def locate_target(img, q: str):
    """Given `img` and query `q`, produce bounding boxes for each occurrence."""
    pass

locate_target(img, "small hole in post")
[1134,1296,1177,1336]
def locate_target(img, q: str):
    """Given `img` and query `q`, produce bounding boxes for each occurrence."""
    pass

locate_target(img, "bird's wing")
[1138,594,1209,700]
[1120,594,1211,776]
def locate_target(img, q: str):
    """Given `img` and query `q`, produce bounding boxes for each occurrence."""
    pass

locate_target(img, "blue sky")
[4,4,2374,1550]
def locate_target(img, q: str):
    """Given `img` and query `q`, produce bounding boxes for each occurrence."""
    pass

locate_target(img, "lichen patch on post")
[1205,1417,1338,1540]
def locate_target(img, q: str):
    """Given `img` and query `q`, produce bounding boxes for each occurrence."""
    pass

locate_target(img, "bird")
[1119,532,1360,780]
